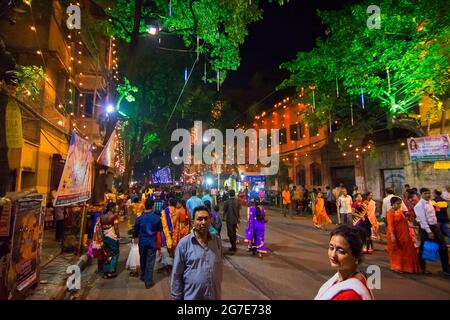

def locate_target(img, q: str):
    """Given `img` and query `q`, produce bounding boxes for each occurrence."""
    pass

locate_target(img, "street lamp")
[146,25,159,36]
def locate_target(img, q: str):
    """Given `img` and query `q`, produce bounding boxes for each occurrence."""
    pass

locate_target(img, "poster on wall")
[54,130,93,207]
[0,200,12,237]
[8,197,43,293]
[407,134,450,162]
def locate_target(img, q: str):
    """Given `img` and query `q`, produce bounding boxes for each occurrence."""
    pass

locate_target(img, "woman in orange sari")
[386,196,421,273]
[313,192,332,230]
[172,199,191,250]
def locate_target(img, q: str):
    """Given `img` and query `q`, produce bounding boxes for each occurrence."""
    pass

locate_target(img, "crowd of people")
[82,181,449,300]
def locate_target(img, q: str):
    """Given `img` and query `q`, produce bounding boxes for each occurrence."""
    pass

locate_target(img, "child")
[126,239,140,277]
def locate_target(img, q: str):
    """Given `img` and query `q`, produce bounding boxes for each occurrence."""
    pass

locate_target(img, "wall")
[364,142,450,201]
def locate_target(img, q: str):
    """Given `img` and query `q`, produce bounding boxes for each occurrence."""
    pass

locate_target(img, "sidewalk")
[26,227,88,300]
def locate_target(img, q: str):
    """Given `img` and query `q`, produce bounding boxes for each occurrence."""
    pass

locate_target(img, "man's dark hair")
[420,187,430,194]
[193,205,211,217]
[191,189,197,196]
[145,198,154,210]
[133,197,140,203]
[229,189,236,197]
[213,205,219,212]
[169,198,177,207]
[326,186,330,190]
[405,184,410,189]
[390,196,402,206]
[386,188,394,195]
[433,189,442,197]
[407,190,417,199]
[330,225,364,264]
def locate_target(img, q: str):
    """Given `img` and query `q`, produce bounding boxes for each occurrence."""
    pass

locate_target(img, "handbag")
[422,240,439,262]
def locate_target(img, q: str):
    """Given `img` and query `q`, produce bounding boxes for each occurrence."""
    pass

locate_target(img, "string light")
[30,26,36,31]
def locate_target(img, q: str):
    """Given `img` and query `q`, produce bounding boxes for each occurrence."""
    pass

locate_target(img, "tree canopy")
[279,0,449,145]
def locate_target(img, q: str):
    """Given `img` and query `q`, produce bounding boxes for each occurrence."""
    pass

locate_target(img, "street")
[76,207,450,300]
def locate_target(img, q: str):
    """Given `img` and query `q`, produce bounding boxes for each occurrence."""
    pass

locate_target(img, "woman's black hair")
[253,198,264,221]
[104,202,115,214]
[213,205,220,212]
[204,200,212,211]
[330,225,364,264]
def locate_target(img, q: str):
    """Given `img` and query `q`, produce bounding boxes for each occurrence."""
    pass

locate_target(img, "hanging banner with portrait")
[407,134,450,162]
[54,130,93,206]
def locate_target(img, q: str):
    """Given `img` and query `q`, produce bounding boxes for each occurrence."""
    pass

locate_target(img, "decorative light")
[343,152,347,157]
[401,142,405,146]
[78,41,82,45]
[58,104,63,109]
[57,120,63,126]
[349,144,353,148]
[82,115,85,118]
[68,45,71,49]
[85,136,88,139]
[73,123,76,127]
[355,148,359,152]
[356,155,360,158]
[30,26,36,31]
[36,50,42,55]
[78,51,82,55]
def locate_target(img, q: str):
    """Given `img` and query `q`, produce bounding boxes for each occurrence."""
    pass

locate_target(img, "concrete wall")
[364,142,450,201]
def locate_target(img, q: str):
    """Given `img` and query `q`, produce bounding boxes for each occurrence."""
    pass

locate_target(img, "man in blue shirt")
[186,189,203,221]
[170,205,223,300]
[133,198,163,288]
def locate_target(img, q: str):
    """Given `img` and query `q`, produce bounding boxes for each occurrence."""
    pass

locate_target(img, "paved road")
[78,207,450,300]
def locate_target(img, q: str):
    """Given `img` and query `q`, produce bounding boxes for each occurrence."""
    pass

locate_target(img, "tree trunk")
[0,91,10,197]
[121,124,145,191]
[441,98,449,134]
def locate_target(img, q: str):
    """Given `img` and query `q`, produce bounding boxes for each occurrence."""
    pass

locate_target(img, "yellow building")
[2,0,110,200]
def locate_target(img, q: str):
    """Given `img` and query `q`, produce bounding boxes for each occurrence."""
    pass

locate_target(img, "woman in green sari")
[96,202,120,278]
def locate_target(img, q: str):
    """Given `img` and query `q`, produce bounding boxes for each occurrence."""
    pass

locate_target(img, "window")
[311,163,322,186]
[290,124,300,141]
[297,165,306,186]
[280,128,287,144]
[309,125,319,137]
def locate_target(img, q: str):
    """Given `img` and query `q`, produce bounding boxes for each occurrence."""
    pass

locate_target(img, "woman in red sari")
[315,225,374,300]
[386,196,421,274]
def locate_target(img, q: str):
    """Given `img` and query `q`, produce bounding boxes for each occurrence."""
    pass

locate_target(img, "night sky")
[222,0,361,112]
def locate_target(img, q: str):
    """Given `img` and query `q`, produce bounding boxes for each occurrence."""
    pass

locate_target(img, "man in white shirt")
[442,185,450,201]
[382,188,408,220]
[414,188,450,275]
[337,188,352,225]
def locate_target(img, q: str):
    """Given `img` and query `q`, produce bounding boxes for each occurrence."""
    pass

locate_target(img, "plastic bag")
[126,240,141,270]
[422,240,439,262]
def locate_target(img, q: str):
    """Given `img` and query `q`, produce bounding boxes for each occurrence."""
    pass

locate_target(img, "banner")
[434,161,450,169]
[54,130,93,206]
[152,166,171,184]
[8,197,43,293]
[5,100,23,148]
[97,127,117,168]
[407,134,450,162]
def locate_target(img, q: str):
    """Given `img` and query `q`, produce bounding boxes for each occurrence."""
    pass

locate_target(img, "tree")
[89,0,289,189]
[279,0,449,147]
